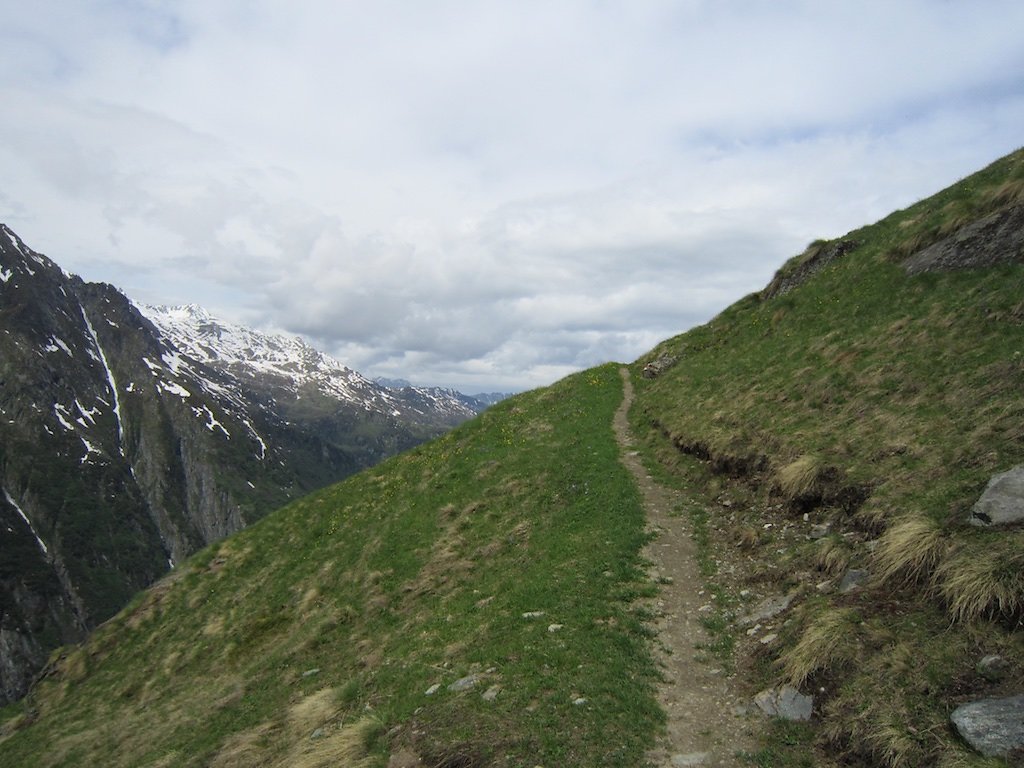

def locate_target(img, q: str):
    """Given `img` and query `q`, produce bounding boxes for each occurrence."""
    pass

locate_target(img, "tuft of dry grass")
[776,455,825,501]
[887,230,937,262]
[208,689,381,768]
[981,177,1024,208]
[873,513,947,586]
[936,545,1024,623]
[814,536,852,577]
[781,607,861,686]
[862,717,923,768]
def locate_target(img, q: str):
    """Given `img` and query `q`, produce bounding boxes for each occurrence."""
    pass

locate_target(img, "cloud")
[1,1,1023,391]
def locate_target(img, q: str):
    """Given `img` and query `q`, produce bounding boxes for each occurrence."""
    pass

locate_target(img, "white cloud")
[1,0,1022,391]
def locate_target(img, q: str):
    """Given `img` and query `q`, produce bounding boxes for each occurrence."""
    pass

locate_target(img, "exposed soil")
[615,368,760,767]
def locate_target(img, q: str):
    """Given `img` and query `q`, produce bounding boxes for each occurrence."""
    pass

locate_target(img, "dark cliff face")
[0,224,474,704]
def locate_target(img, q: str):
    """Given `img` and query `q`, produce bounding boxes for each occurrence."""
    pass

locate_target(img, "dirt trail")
[614,368,759,767]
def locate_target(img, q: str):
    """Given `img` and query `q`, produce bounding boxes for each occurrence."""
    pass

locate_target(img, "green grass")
[0,364,662,767]
[5,148,1024,768]
[628,147,1024,765]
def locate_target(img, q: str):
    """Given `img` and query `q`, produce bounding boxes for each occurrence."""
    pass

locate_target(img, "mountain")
[0,231,486,705]
[140,304,487,437]
[2,148,1022,767]
[375,377,513,407]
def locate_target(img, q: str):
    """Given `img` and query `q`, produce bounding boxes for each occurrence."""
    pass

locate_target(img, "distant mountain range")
[0,224,498,704]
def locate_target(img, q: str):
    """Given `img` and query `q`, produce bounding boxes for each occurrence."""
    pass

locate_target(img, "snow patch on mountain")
[137,303,483,422]
[4,489,48,555]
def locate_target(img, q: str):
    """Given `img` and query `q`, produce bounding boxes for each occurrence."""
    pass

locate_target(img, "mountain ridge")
[0,229,489,705]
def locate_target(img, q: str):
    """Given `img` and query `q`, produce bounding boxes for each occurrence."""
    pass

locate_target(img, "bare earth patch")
[615,369,760,767]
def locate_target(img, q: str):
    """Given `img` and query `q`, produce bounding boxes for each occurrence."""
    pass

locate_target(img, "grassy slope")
[3,149,1023,768]
[0,365,661,767]
[631,148,1024,766]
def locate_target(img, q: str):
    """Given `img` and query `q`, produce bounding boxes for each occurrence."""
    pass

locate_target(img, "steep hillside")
[2,149,1022,767]
[0,366,661,767]
[631,148,1024,765]
[0,230,486,705]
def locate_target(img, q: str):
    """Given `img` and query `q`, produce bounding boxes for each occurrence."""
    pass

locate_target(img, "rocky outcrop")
[902,204,1024,275]
[761,239,859,300]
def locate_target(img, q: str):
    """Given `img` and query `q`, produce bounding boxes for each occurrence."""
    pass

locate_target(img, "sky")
[1,1,1022,393]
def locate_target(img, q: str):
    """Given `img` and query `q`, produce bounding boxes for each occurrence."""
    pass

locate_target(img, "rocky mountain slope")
[0,228,487,705]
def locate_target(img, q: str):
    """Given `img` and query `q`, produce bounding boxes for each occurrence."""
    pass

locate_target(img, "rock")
[671,753,709,766]
[424,683,441,696]
[310,728,325,740]
[902,204,1024,276]
[838,568,869,594]
[762,239,859,299]
[977,655,1010,682]
[760,633,778,645]
[301,667,320,677]
[740,592,796,625]
[642,354,678,379]
[951,694,1024,757]
[809,523,831,540]
[970,466,1024,527]
[521,611,545,619]
[547,624,563,633]
[754,685,814,721]
[482,685,501,702]
[447,674,481,692]
[572,695,588,706]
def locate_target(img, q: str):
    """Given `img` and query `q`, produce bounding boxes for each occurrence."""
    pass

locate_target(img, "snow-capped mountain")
[137,303,485,425]
[0,223,486,705]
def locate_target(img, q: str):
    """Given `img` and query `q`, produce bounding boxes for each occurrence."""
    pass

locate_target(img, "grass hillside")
[0,365,662,767]
[2,148,1022,767]
[631,147,1024,766]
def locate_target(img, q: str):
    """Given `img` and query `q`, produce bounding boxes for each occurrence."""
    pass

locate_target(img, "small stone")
[671,753,709,766]
[522,611,545,619]
[977,655,1010,683]
[809,523,831,540]
[424,683,441,696]
[547,623,564,633]
[310,728,325,740]
[746,624,761,636]
[740,592,796,625]
[482,685,501,702]
[838,568,869,594]
[447,674,481,692]
[760,633,778,645]
[572,696,588,706]
[754,685,814,721]
[302,668,321,677]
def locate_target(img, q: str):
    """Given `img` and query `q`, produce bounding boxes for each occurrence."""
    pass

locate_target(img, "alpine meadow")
[2,148,1024,766]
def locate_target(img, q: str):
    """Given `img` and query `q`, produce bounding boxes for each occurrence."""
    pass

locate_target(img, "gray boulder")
[740,592,796,626]
[754,685,813,721]
[951,694,1024,758]
[838,568,870,594]
[970,466,1024,527]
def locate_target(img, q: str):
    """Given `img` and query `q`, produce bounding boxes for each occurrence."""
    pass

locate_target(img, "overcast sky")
[1,1,1022,392]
